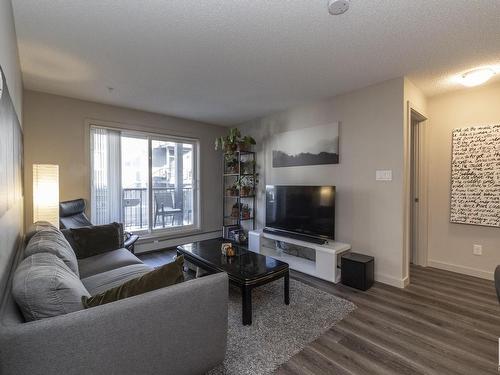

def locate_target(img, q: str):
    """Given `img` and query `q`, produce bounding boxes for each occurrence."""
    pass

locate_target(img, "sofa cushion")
[82,256,185,308]
[78,248,144,279]
[24,227,80,277]
[12,253,90,321]
[69,223,124,259]
[81,263,154,296]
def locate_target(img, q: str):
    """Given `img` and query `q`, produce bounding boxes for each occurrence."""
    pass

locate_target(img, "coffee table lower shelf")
[177,244,290,326]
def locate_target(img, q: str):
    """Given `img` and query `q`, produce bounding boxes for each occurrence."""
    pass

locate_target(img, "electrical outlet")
[473,244,482,256]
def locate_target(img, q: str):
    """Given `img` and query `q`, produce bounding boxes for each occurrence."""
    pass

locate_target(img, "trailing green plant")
[239,135,256,151]
[215,128,256,153]
[234,174,259,196]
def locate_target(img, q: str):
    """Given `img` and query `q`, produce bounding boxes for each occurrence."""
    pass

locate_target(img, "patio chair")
[154,191,182,228]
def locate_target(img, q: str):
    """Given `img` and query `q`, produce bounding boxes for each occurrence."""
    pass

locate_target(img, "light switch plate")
[376,170,393,181]
[473,244,482,256]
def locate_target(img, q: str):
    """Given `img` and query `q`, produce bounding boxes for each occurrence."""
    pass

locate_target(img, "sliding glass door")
[90,125,198,235]
[151,139,195,230]
[121,135,149,231]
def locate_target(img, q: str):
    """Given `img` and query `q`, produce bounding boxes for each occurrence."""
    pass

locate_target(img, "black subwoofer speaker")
[341,252,374,291]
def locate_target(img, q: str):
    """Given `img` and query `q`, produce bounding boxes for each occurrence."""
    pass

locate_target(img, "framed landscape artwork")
[271,123,339,168]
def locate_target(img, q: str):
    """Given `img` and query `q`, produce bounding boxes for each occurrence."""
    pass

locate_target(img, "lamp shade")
[33,164,59,227]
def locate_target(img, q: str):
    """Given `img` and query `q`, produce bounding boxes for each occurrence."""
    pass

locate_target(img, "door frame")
[403,102,429,284]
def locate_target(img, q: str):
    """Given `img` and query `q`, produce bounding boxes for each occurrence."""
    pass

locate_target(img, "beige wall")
[23,90,226,239]
[0,0,22,121]
[427,81,500,279]
[0,0,23,290]
[240,78,407,287]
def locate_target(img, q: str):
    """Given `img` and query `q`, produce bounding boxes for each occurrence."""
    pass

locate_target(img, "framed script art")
[450,124,500,227]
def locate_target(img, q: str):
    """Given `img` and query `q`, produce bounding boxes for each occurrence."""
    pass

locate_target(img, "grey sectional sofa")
[0,223,228,375]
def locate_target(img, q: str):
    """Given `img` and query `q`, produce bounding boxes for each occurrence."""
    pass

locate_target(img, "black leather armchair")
[59,198,139,253]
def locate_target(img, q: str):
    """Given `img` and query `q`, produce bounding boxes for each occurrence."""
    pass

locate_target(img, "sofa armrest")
[0,272,228,375]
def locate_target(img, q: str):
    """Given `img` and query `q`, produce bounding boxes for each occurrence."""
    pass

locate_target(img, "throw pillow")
[24,227,80,277]
[82,255,185,308]
[12,253,90,321]
[70,222,124,259]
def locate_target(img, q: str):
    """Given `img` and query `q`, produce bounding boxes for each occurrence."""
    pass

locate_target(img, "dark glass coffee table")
[177,238,290,325]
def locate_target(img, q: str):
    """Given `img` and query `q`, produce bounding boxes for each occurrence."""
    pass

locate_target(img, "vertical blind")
[90,127,122,224]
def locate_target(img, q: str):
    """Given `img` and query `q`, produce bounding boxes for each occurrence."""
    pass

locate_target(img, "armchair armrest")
[124,232,139,253]
[0,272,228,375]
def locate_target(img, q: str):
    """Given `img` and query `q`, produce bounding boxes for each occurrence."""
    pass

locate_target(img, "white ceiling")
[12,0,500,125]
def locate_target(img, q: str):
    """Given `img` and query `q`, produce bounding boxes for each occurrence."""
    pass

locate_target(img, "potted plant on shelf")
[241,159,256,175]
[226,184,239,197]
[215,128,256,153]
[236,175,259,197]
[231,202,242,218]
[225,157,239,174]
[238,136,256,152]
[241,204,252,220]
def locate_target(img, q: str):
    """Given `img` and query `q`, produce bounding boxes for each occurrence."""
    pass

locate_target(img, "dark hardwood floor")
[279,266,500,375]
[139,250,500,374]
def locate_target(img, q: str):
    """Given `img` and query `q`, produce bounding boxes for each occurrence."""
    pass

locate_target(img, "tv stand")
[262,228,327,245]
[248,229,351,283]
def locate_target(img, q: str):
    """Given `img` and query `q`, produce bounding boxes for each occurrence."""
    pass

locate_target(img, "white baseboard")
[402,275,410,287]
[375,273,406,288]
[427,259,493,280]
[135,230,220,254]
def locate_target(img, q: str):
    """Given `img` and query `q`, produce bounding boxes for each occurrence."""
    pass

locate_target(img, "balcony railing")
[95,186,193,232]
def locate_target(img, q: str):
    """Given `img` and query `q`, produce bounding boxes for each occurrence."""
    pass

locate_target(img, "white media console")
[248,229,351,283]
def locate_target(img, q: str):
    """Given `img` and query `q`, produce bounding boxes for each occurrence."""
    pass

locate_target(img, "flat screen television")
[265,185,335,243]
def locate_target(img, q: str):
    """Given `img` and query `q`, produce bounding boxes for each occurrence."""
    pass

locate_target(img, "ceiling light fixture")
[459,68,495,87]
[328,0,350,15]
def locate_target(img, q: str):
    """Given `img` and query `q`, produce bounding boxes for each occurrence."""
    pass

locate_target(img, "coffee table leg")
[284,270,290,305]
[242,286,252,325]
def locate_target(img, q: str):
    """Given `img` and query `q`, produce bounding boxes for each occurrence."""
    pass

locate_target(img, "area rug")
[208,278,356,375]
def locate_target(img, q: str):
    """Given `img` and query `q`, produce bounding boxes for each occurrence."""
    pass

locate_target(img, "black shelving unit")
[222,150,256,242]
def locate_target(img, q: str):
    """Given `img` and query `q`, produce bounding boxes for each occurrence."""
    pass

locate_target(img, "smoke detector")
[328,0,350,15]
